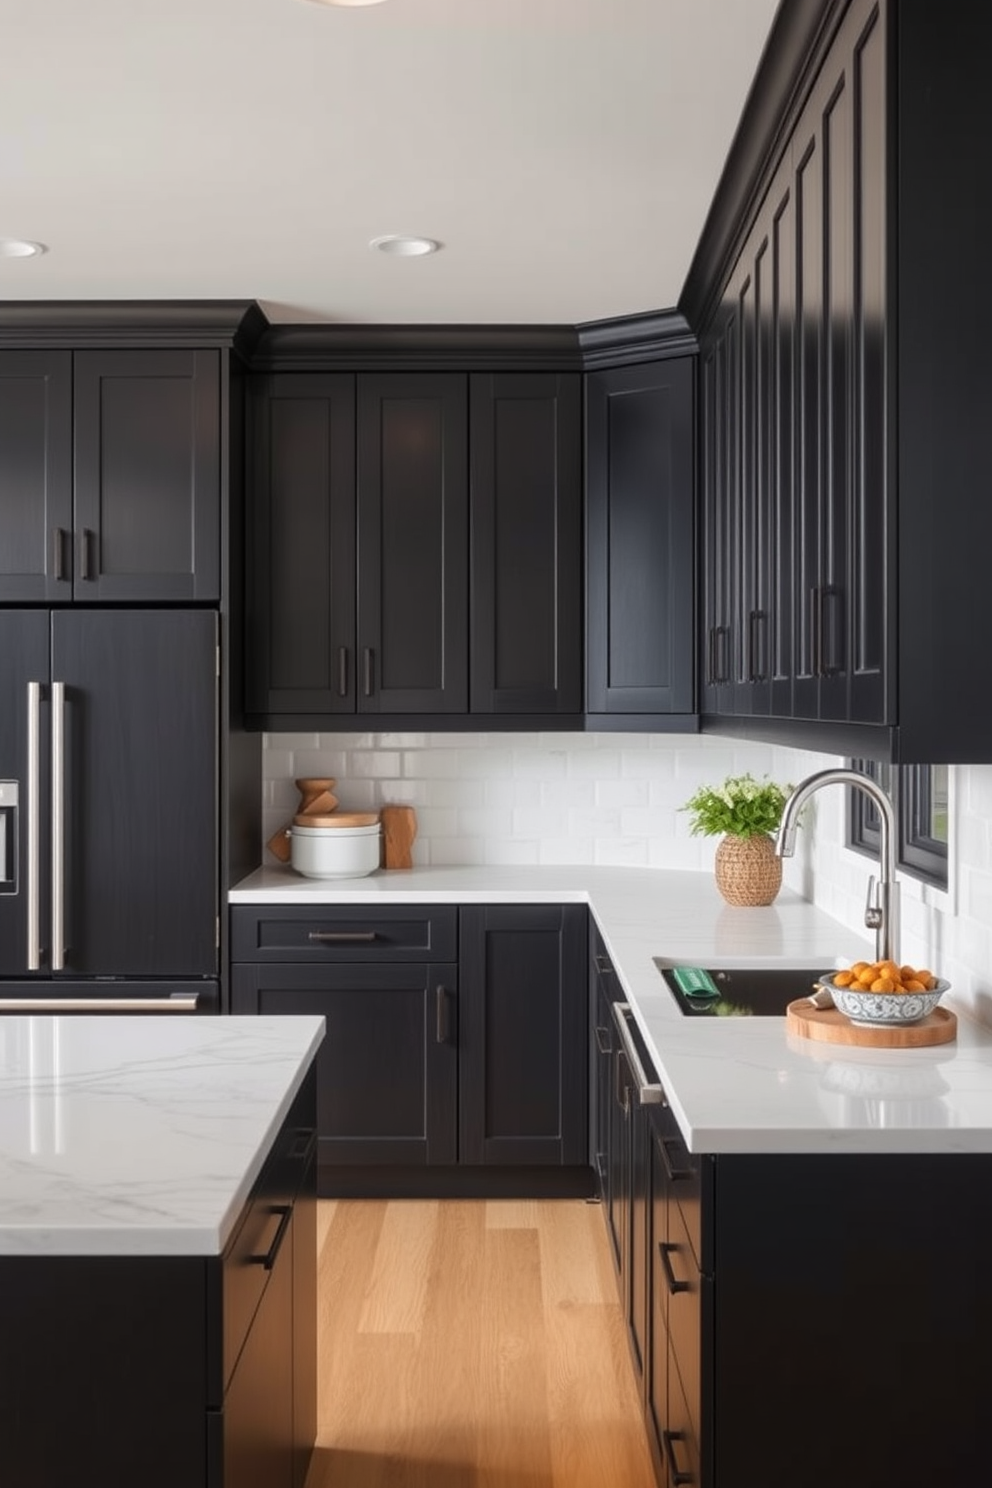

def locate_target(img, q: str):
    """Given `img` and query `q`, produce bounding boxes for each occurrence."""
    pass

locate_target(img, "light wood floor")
[305,1197,657,1488]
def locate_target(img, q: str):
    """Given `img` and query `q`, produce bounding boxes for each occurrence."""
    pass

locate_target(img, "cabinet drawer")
[664,1353,702,1488]
[231,905,457,963]
[654,1111,702,1271]
[665,1198,702,1446]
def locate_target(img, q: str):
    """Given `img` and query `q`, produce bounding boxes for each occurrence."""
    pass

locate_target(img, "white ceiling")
[1,0,781,326]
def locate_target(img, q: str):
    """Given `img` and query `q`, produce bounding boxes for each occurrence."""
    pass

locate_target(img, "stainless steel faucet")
[775,767,899,965]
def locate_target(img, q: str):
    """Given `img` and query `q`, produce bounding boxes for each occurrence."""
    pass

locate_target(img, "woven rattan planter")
[713,832,783,907]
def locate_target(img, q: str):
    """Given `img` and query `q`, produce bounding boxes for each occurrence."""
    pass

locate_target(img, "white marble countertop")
[231,864,992,1155]
[0,1014,324,1257]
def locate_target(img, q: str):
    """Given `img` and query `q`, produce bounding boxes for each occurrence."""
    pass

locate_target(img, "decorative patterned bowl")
[820,973,950,1028]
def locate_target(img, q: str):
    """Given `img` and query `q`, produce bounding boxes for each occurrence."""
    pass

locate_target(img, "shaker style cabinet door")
[73,349,221,601]
[586,359,695,717]
[0,351,73,602]
[470,372,582,715]
[245,374,357,716]
[356,373,469,714]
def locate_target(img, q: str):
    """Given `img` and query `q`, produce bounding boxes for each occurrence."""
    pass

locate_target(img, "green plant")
[681,772,792,840]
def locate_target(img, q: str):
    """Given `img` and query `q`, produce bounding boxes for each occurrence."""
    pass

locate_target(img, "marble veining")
[0,1014,324,1257]
[231,863,992,1155]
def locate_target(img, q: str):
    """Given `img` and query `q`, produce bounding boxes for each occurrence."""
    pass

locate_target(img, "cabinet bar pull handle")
[307,930,377,943]
[436,985,451,1045]
[594,953,613,974]
[78,528,95,581]
[363,648,374,697]
[717,624,731,684]
[706,625,717,686]
[594,1025,612,1055]
[821,585,842,676]
[51,680,65,972]
[659,1240,691,1295]
[26,682,41,971]
[660,1135,695,1184]
[748,609,767,682]
[252,1205,292,1271]
[52,527,66,582]
[610,1002,665,1105]
[810,585,822,677]
[662,1430,694,1486]
[337,647,349,698]
[0,994,200,1012]
[288,1128,317,1163]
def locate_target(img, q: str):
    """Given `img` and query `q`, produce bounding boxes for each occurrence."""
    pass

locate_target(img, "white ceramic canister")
[289,819,381,879]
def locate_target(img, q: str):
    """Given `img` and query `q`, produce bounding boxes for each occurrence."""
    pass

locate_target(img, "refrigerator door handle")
[26,682,42,971]
[51,680,65,972]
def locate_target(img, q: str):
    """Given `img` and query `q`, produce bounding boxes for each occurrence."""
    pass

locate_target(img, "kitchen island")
[231,865,992,1488]
[0,1014,324,1488]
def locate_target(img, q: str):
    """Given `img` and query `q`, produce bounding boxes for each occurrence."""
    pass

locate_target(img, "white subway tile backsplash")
[260,732,992,1025]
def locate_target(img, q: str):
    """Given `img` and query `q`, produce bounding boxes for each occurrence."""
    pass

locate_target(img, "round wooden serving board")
[786,1000,957,1048]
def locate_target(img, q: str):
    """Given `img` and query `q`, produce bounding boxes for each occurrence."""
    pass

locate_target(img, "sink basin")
[654,961,829,1017]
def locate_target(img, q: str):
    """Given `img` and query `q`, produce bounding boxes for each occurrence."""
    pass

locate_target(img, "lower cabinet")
[1,1066,318,1488]
[230,903,592,1198]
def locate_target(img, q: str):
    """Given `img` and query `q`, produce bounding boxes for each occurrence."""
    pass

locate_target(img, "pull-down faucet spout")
[775,767,899,965]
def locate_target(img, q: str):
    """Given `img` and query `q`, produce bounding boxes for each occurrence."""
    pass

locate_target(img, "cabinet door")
[231,962,458,1169]
[73,349,221,601]
[459,905,587,1167]
[0,351,73,602]
[470,372,582,714]
[246,374,357,716]
[52,610,218,977]
[356,373,468,713]
[221,1206,295,1488]
[586,359,695,717]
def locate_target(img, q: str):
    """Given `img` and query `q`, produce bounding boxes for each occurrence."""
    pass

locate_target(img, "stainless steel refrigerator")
[0,609,220,1011]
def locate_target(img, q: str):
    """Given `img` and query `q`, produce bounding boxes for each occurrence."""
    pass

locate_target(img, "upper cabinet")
[694,0,992,763]
[246,367,584,726]
[470,372,582,715]
[585,358,695,721]
[0,348,221,603]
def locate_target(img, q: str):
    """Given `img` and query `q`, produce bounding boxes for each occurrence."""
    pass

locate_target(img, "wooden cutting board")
[381,805,417,869]
[786,1000,957,1048]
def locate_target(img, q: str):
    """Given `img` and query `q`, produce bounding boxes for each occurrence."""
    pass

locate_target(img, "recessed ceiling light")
[0,239,47,259]
[298,1,389,8]
[369,235,441,258]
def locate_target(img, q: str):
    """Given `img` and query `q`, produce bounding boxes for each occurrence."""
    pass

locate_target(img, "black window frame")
[847,760,949,890]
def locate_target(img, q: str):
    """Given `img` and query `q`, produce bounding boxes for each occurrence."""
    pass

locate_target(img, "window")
[848,761,949,889]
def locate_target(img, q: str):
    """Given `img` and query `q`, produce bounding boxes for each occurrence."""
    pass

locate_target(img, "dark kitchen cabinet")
[470,372,582,714]
[230,903,592,1197]
[246,372,467,719]
[586,359,695,720]
[697,0,992,761]
[0,348,221,603]
[1,1065,318,1488]
[459,904,587,1166]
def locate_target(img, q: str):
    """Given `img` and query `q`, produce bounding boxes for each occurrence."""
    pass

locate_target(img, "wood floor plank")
[359,1199,439,1334]
[316,1198,337,1261]
[308,1197,655,1488]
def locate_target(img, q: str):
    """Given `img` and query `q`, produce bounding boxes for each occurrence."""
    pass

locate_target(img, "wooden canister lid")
[292,811,380,829]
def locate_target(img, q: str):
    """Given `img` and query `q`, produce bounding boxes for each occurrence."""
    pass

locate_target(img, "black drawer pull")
[288,1128,317,1163]
[307,930,377,944]
[251,1205,292,1271]
[659,1240,691,1295]
[594,953,613,974]
[594,1024,612,1055]
[660,1135,695,1183]
[662,1430,694,1486]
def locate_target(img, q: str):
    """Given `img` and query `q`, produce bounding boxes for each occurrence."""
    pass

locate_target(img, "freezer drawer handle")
[26,682,42,971]
[307,930,377,944]
[51,681,66,971]
[0,993,201,1012]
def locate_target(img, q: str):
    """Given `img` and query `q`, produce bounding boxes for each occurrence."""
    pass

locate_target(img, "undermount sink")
[654,960,831,1017]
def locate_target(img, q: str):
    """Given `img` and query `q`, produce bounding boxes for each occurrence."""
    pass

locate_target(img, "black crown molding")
[249,323,585,372]
[679,0,849,336]
[576,308,697,369]
[0,299,269,354]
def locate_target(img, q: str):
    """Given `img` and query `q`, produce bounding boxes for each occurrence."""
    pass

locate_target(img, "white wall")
[262,733,992,1022]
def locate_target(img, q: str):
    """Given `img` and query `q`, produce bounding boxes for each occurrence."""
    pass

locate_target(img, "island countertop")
[0,1013,324,1257]
[230,864,992,1155]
